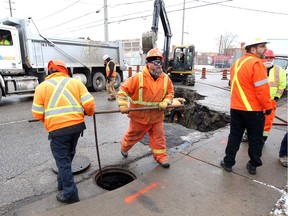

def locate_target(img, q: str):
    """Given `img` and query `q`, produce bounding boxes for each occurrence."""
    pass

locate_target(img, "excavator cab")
[168,45,195,86]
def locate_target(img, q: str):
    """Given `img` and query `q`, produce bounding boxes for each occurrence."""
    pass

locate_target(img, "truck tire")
[114,72,121,89]
[92,72,106,91]
[0,87,2,102]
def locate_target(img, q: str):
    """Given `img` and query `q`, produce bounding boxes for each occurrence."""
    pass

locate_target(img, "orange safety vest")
[230,53,272,112]
[118,66,174,124]
[32,72,95,132]
[106,60,116,77]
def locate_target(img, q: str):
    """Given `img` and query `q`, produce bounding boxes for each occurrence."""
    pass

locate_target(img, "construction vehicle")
[0,17,125,102]
[142,0,196,86]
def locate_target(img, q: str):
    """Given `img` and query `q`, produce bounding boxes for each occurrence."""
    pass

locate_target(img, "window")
[0,29,13,46]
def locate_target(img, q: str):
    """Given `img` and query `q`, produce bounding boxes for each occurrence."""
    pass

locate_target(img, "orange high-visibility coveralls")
[118,66,174,163]
[263,65,286,138]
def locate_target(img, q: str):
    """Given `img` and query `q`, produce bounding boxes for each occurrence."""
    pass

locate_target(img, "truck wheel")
[114,72,121,89]
[92,72,106,91]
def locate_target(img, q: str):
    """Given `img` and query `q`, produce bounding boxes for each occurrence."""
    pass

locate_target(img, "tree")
[216,33,238,55]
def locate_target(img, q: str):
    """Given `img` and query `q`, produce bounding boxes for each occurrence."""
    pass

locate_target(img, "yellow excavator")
[142,0,196,86]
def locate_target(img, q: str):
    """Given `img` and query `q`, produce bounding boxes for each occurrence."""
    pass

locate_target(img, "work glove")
[172,99,181,106]
[265,109,272,115]
[107,77,111,82]
[273,97,279,102]
[172,98,186,105]
[159,99,170,111]
[119,105,129,114]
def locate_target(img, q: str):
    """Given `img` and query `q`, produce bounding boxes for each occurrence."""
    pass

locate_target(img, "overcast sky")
[0,0,287,52]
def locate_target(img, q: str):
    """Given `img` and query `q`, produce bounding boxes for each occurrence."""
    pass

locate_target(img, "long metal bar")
[93,114,103,183]
[274,115,288,124]
[28,105,184,122]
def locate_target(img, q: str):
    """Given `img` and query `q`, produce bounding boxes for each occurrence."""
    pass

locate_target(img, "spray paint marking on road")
[220,139,227,145]
[124,182,159,203]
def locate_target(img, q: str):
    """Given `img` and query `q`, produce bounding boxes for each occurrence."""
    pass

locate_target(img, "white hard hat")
[103,54,109,61]
[242,37,269,48]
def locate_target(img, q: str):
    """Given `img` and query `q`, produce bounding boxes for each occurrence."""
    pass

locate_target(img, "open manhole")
[94,167,136,191]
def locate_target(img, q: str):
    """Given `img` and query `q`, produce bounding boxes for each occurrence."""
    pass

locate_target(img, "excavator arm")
[142,0,172,72]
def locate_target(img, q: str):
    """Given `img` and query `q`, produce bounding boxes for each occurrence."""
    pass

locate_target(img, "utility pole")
[9,0,13,17]
[181,0,185,45]
[104,0,109,42]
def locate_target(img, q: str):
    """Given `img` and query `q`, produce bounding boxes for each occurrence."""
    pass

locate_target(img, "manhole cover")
[52,155,91,174]
[94,167,136,191]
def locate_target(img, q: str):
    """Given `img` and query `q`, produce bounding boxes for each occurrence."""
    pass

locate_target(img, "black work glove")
[274,97,279,102]
[265,109,272,115]
[107,77,110,82]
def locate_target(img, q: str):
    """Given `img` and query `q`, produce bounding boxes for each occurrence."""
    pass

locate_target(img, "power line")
[44,0,288,36]
[197,0,288,16]
[39,0,82,21]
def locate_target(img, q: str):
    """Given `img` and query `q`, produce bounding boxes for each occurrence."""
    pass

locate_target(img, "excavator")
[142,0,196,86]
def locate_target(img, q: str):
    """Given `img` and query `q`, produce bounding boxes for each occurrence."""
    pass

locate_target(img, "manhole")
[51,155,91,174]
[94,167,136,191]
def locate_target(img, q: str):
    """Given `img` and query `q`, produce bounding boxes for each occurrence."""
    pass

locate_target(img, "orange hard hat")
[146,48,164,61]
[48,59,68,75]
[264,49,275,58]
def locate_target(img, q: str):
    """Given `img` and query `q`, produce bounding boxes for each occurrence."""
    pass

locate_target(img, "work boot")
[108,97,116,101]
[279,157,288,167]
[56,192,80,204]
[220,160,232,172]
[121,149,128,158]
[246,162,256,175]
[159,161,170,168]
[242,132,248,142]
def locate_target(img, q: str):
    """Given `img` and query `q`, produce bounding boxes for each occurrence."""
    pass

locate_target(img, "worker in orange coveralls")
[117,48,174,168]
[262,49,286,142]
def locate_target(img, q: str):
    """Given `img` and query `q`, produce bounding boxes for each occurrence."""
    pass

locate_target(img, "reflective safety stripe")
[45,78,83,119]
[152,148,166,154]
[81,92,94,105]
[231,56,253,111]
[254,78,268,87]
[269,66,280,87]
[32,104,44,114]
[129,72,169,106]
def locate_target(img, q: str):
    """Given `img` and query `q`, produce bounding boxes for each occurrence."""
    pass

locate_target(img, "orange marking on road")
[124,182,159,203]
[220,139,227,144]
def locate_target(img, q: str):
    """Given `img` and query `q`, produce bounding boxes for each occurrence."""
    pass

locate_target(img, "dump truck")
[141,0,196,86]
[0,17,126,102]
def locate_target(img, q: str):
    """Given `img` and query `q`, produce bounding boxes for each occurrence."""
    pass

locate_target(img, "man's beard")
[150,67,162,77]
[264,61,274,68]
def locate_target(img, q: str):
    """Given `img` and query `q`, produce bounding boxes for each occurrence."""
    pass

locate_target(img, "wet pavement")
[1,71,287,216]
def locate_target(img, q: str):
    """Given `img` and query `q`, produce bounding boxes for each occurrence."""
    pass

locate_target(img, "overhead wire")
[43,0,288,36]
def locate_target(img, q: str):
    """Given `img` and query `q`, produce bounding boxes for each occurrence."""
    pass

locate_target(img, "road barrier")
[201,67,207,79]
[221,69,228,80]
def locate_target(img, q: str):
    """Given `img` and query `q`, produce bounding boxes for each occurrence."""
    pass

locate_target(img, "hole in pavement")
[165,87,230,132]
[94,167,137,191]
